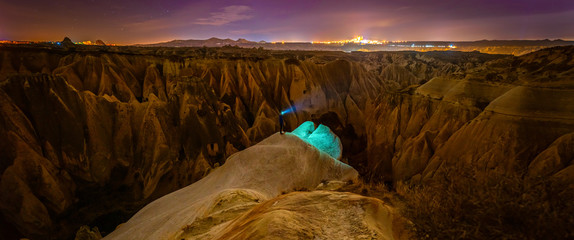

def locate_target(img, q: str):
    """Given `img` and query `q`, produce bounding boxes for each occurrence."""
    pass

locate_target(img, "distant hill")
[136,37,261,47]
[137,38,574,55]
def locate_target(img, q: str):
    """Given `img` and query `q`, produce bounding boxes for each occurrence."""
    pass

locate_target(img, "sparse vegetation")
[334,177,395,204]
[397,166,574,240]
[281,187,310,195]
[292,187,310,192]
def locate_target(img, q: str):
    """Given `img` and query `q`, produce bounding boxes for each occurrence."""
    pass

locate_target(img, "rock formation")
[104,123,359,239]
[366,46,574,183]
[61,37,75,49]
[95,40,106,46]
[0,44,572,239]
[182,190,407,240]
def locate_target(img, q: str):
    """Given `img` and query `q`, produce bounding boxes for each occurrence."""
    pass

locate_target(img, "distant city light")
[312,36,388,45]
[0,40,116,46]
[260,36,458,50]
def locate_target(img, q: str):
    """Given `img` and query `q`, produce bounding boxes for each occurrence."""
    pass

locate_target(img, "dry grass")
[397,166,574,240]
[333,179,398,206]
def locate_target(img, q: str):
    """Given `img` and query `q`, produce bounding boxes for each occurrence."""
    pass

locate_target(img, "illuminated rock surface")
[292,121,343,160]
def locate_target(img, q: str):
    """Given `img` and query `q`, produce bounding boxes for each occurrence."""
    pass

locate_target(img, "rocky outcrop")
[528,132,574,180]
[104,124,407,240]
[0,44,572,239]
[366,46,574,182]
[0,73,229,238]
[104,126,358,239]
[61,37,76,49]
[198,191,407,240]
[95,40,106,46]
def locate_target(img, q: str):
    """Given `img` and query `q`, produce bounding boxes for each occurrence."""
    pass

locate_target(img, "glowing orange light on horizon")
[312,35,388,45]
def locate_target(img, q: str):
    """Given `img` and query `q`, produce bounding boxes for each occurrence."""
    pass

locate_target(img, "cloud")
[194,5,253,26]
[229,26,291,35]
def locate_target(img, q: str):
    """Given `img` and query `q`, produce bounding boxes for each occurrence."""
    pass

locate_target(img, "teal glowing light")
[291,121,342,160]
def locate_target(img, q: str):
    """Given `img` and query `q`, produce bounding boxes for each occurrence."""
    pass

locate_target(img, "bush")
[398,166,574,240]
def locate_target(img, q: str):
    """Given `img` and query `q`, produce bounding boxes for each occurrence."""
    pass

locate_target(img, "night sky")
[1,0,573,44]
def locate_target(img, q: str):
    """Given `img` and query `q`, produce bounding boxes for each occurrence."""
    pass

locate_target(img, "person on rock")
[279,112,285,134]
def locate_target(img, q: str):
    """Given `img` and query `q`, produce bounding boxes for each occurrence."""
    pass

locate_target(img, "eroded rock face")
[0,45,572,239]
[367,46,574,183]
[201,191,407,240]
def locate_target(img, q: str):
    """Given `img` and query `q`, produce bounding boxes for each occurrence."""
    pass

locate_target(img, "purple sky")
[1,0,573,44]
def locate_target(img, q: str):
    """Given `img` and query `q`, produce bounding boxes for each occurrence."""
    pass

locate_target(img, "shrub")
[335,178,393,204]
[398,166,574,240]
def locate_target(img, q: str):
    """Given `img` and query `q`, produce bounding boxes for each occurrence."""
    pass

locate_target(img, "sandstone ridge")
[104,124,360,239]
